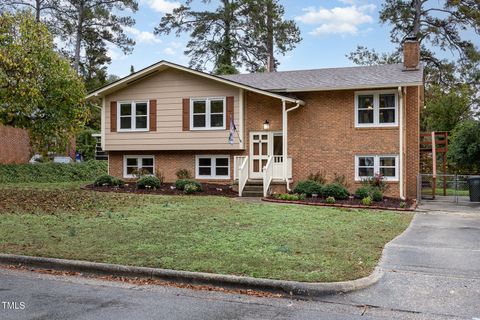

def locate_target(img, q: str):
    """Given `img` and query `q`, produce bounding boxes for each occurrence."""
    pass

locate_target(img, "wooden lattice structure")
[420,131,449,198]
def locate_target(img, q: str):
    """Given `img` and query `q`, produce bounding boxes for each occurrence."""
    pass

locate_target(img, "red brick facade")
[0,125,31,164]
[108,85,421,198]
[243,88,420,198]
[108,150,244,183]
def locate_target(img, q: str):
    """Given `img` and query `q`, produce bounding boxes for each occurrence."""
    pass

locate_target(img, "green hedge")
[0,160,108,183]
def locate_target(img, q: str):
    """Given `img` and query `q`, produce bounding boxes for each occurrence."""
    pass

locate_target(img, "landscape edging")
[0,254,383,297]
[262,197,417,211]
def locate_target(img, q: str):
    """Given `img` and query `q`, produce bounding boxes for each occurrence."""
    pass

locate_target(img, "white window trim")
[355,155,399,182]
[354,90,398,128]
[117,100,150,132]
[190,97,226,131]
[195,155,230,179]
[123,155,155,178]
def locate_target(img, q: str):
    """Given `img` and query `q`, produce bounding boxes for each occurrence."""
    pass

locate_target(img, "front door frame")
[249,131,282,179]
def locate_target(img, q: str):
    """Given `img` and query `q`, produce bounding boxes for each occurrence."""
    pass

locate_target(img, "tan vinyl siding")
[104,68,241,151]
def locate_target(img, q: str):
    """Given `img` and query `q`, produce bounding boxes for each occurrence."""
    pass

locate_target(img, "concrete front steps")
[242,179,264,197]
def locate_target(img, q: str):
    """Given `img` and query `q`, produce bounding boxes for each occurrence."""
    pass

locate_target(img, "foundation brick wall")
[108,150,243,184]
[0,125,31,164]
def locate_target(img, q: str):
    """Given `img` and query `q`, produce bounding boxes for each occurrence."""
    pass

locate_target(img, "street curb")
[0,254,383,297]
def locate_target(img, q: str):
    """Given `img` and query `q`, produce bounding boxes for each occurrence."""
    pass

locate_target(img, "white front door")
[249,132,270,179]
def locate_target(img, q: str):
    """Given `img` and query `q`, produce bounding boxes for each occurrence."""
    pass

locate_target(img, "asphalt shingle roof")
[221,63,423,92]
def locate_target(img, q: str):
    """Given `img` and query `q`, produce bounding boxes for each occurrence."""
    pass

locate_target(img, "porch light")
[263,120,270,130]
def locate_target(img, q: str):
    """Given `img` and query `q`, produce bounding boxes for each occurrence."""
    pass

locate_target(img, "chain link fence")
[417,174,480,204]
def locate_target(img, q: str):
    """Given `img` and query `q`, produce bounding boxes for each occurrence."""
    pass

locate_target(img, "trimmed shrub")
[355,186,383,202]
[355,186,371,199]
[321,183,349,200]
[137,175,161,189]
[275,193,305,201]
[325,196,336,204]
[184,183,200,194]
[362,196,373,206]
[370,188,383,202]
[293,180,323,196]
[94,174,123,187]
[0,160,107,183]
[176,169,192,180]
[175,179,202,191]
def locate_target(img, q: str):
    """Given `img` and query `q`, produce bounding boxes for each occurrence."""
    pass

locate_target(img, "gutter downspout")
[101,96,106,152]
[283,100,302,192]
[398,87,405,200]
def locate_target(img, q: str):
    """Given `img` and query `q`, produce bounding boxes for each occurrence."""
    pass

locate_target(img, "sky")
[106,0,410,77]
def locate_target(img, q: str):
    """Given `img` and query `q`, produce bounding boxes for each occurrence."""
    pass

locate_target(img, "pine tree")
[154,0,301,74]
[53,0,138,73]
[347,0,479,87]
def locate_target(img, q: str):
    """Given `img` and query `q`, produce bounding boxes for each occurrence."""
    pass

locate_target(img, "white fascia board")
[86,61,304,105]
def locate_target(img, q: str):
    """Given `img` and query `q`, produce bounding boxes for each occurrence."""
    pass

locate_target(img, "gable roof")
[86,60,304,104]
[221,63,423,92]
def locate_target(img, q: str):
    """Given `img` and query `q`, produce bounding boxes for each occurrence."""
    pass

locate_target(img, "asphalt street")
[1,207,479,320]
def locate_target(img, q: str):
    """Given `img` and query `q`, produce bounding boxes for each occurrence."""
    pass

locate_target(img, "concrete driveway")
[1,206,479,319]
[322,206,480,319]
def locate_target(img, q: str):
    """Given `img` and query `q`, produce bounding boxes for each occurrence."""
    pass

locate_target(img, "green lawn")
[0,182,412,282]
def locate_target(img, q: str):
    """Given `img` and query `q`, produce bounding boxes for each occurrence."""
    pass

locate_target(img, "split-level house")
[87,39,423,198]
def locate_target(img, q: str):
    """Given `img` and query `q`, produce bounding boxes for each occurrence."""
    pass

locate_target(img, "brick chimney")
[403,37,420,70]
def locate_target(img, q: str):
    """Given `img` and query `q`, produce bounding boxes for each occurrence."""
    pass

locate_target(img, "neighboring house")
[87,39,423,199]
[0,124,31,164]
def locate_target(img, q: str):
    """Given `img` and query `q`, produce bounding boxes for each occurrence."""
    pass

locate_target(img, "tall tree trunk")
[266,0,274,72]
[35,0,41,21]
[216,0,233,72]
[223,0,232,66]
[412,0,422,38]
[73,1,84,73]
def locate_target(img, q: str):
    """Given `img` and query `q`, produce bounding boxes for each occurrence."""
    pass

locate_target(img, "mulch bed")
[83,182,238,197]
[264,196,417,211]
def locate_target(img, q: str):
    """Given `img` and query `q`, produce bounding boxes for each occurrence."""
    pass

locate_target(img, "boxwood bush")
[321,183,349,200]
[362,196,373,206]
[274,193,306,201]
[0,160,107,183]
[184,183,200,194]
[355,186,383,202]
[137,175,161,189]
[175,179,202,191]
[370,188,384,202]
[293,180,323,196]
[355,186,371,199]
[325,196,336,204]
[94,175,123,187]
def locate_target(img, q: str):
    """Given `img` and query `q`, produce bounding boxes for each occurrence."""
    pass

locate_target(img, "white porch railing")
[237,156,249,197]
[273,156,292,179]
[233,156,247,180]
[263,156,274,197]
[235,156,292,181]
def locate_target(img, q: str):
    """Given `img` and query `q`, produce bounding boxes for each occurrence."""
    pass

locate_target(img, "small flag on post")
[228,117,236,145]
